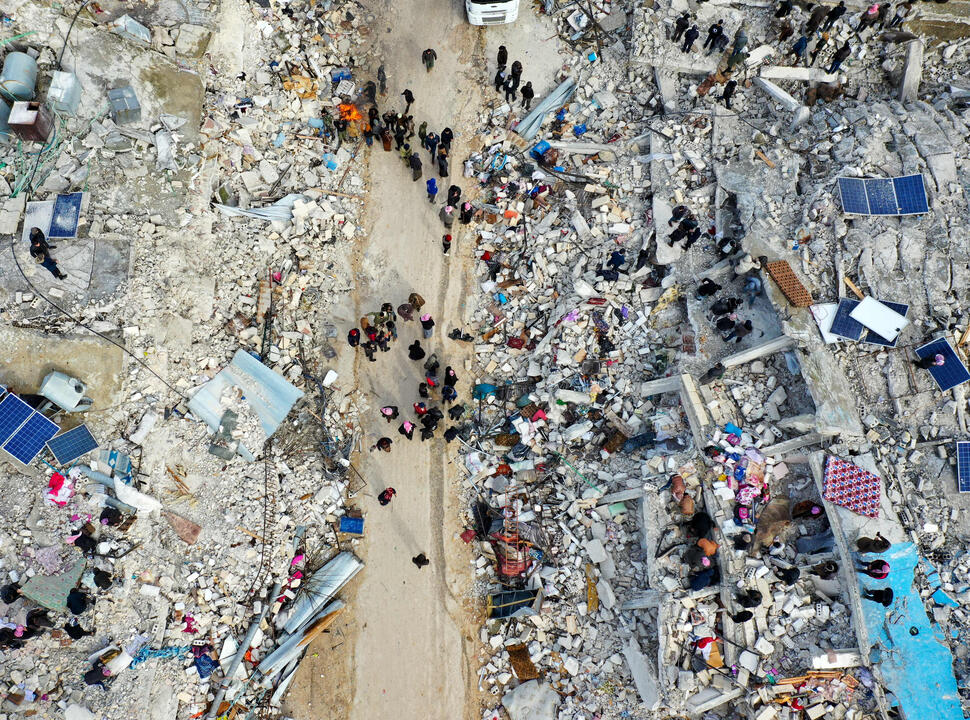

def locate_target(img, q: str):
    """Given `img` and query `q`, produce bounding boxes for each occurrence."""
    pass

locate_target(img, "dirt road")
[284,1,484,718]
[281,2,564,718]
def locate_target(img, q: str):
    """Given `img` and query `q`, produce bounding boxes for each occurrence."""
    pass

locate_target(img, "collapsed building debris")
[2,0,970,717]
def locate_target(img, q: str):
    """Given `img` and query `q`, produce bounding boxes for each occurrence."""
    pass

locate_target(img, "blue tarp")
[858,542,962,719]
[187,349,304,461]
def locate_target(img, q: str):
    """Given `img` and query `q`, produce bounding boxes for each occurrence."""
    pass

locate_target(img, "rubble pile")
[458,0,970,718]
[0,0,386,718]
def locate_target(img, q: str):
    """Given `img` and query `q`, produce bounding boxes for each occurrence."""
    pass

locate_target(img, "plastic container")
[0,51,38,101]
[47,71,81,115]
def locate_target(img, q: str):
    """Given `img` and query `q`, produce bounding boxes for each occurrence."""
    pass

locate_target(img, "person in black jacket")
[520,81,534,110]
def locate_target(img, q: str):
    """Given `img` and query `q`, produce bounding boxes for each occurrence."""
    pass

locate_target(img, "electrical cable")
[8,239,189,400]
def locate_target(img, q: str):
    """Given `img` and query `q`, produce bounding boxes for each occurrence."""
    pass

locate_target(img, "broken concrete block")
[585,538,608,563]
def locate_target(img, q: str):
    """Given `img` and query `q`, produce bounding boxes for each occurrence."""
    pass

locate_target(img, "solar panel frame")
[956,441,970,493]
[862,300,910,347]
[893,174,929,215]
[838,177,869,215]
[829,299,865,341]
[915,338,970,392]
[837,174,928,216]
[47,424,99,465]
[0,394,34,446]
[47,192,84,239]
[3,412,59,465]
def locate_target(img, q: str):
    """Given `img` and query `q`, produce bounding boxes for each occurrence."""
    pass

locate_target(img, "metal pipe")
[205,581,282,719]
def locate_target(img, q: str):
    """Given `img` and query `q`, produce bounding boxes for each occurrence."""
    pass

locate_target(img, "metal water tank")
[0,100,11,145]
[0,52,38,101]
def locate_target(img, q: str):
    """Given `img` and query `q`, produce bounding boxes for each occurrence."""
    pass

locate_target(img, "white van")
[466,0,520,25]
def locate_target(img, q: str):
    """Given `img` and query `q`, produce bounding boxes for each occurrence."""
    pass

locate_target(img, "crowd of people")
[671,0,910,109]
[0,505,130,687]
[667,203,764,347]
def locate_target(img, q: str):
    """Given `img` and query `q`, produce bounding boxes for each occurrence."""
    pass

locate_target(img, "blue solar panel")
[829,299,864,341]
[893,174,929,214]
[838,174,928,216]
[0,394,33,446]
[3,412,59,465]
[956,441,970,493]
[865,178,897,215]
[916,338,970,392]
[863,301,910,347]
[47,424,99,465]
[48,192,83,239]
[838,178,868,214]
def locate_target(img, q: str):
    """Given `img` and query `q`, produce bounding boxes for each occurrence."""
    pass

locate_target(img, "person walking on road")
[503,74,518,102]
[401,88,415,113]
[370,437,392,452]
[347,328,360,347]
[398,421,415,440]
[410,153,423,181]
[672,12,690,42]
[447,184,462,206]
[494,66,507,92]
[440,204,455,228]
[408,292,425,311]
[426,177,438,203]
[412,553,430,569]
[377,65,387,95]
[380,406,399,422]
[437,147,450,178]
[378,487,397,505]
[422,48,437,71]
[425,130,440,157]
[497,45,508,69]
[682,25,700,52]
[520,81,534,110]
[421,314,436,338]
[460,202,474,225]
[408,340,426,360]
[442,234,452,256]
[441,127,454,151]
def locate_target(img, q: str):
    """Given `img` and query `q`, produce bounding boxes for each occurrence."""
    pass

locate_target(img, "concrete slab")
[59,16,205,141]
[759,65,838,83]
[899,39,924,102]
[798,348,864,437]
[753,77,801,112]
[2,231,131,304]
[0,326,125,412]
[623,639,660,710]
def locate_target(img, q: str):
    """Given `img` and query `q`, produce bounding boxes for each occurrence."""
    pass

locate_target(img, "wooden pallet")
[764,260,814,307]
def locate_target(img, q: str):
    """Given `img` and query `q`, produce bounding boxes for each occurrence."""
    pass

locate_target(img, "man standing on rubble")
[704,20,724,53]
[681,24,700,52]
[29,231,68,280]
[672,12,690,42]
[494,66,507,92]
[520,81,535,110]
[822,0,847,30]
[720,79,737,109]
[805,3,828,34]
[422,48,437,72]
[790,34,809,62]
[827,42,851,74]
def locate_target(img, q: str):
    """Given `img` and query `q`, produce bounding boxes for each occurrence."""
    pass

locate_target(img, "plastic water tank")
[0,52,38,101]
[0,100,10,145]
